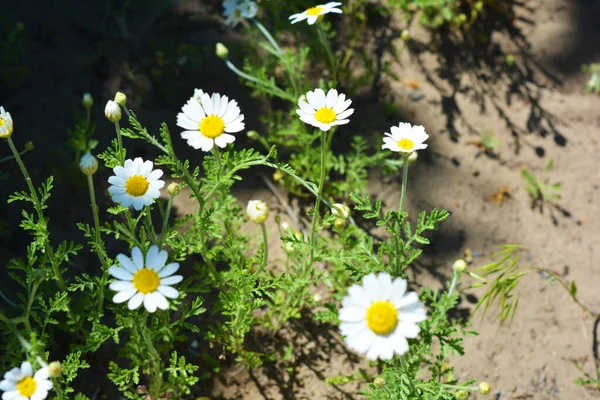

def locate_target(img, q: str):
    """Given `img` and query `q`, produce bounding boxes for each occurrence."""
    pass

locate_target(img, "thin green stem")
[398,154,410,216]
[224,59,296,103]
[114,121,124,165]
[252,19,282,55]
[394,154,410,276]
[140,313,163,391]
[144,209,158,244]
[213,146,223,183]
[87,173,109,314]
[309,130,327,266]
[158,196,173,247]
[316,24,337,84]
[7,137,66,292]
[260,222,269,269]
[447,270,460,297]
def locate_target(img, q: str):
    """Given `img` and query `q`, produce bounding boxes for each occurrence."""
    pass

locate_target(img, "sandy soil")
[1,0,599,399]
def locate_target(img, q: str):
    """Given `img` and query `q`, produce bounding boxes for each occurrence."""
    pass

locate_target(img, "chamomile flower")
[247,200,268,224]
[296,88,354,131]
[382,122,429,154]
[108,245,183,313]
[223,0,258,27]
[0,361,53,400]
[104,100,122,123]
[289,2,342,25]
[108,158,165,211]
[0,106,14,139]
[177,92,244,152]
[339,272,427,361]
[79,152,98,175]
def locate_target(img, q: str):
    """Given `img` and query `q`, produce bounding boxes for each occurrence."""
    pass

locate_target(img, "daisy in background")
[108,158,165,211]
[223,0,258,27]
[289,2,342,25]
[108,245,183,313]
[0,106,14,139]
[297,88,354,131]
[382,122,429,154]
[177,92,245,152]
[1,361,53,400]
[339,272,427,361]
[247,200,269,224]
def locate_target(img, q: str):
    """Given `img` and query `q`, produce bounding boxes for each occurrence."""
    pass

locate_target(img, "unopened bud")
[104,100,122,122]
[167,182,181,196]
[400,29,410,41]
[114,92,127,106]
[408,151,418,164]
[24,141,34,151]
[273,170,284,181]
[247,200,268,224]
[374,377,385,388]
[331,203,350,219]
[334,218,345,229]
[79,152,99,175]
[478,382,491,395]
[452,259,467,273]
[48,361,62,378]
[136,385,148,394]
[82,93,93,109]
[247,130,259,139]
[216,42,229,59]
[455,390,468,400]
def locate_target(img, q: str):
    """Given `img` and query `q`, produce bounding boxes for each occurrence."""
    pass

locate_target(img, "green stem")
[213,146,223,183]
[114,121,124,165]
[447,270,460,297]
[260,222,269,269]
[7,137,66,292]
[309,130,327,266]
[398,154,410,216]
[394,154,410,276]
[140,313,163,391]
[88,174,109,314]
[224,59,296,103]
[144,209,158,244]
[252,19,282,55]
[158,196,173,247]
[316,24,337,84]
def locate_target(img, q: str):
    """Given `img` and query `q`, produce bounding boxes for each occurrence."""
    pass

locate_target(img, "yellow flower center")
[17,376,37,397]
[234,8,241,17]
[199,115,225,139]
[132,268,160,294]
[366,301,398,335]
[0,119,5,127]
[314,107,337,124]
[125,175,150,197]
[397,138,415,151]
[306,6,324,16]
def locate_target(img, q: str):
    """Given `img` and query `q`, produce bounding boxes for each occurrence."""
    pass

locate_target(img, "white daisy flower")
[223,0,258,27]
[382,123,429,154]
[0,106,14,139]
[0,361,53,400]
[339,272,427,361]
[104,100,122,123]
[108,158,165,211]
[177,92,244,152]
[296,88,354,131]
[108,245,183,313]
[289,2,343,25]
[79,152,98,175]
[247,200,268,224]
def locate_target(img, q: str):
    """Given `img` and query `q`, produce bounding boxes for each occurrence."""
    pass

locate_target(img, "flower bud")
[452,259,467,273]
[273,170,284,182]
[455,390,468,400]
[82,93,94,109]
[167,182,181,196]
[247,200,268,224]
[0,106,14,139]
[373,377,385,388]
[48,361,62,378]
[104,100,122,123]
[478,382,491,395]
[281,221,290,231]
[247,130,259,139]
[408,151,418,164]
[334,218,345,229]
[79,152,99,175]
[25,141,34,151]
[400,29,410,41]
[136,385,148,394]
[331,203,350,219]
[216,42,229,59]
[114,91,127,106]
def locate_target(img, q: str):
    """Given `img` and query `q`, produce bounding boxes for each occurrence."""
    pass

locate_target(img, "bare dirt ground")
[1,0,599,399]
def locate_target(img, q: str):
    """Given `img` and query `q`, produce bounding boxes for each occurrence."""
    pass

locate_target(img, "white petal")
[117,254,137,274]
[108,185,126,195]
[127,292,144,309]
[140,161,153,177]
[3,391,22,400]
[182,98,205,121]
[347,284,373,307]
[212,94,221,117]
[218,95,229,117]
[336,108,354,120]
[338,307,366,322]
[143,292,159,313]
[214,133,236,148]
[20,362,32,377]
[307,15,319,25]
[298,100,315,115]
[109,281,135,291]
[390,278,408,304]
[33,368,49,381]
[201,93,213,115]
[113,288,137,303]
[377,273,394,300]
[131,247,144,269]
[154,292,170,310]
[108,266,133,281]
[108,176,126,186]
[113,165,129,179]
[222,104,240,123]
[146,245,159,269]
[157,285,179,299]
[149,247,168,270]
[224,122,244,133]
[176,113,199,130]
[158,263,180,277]
[366,338,385,361]
[395,292,420,308]
[132,197,145,211]
[160,275,183,285]
[392,333,409,356]
[325,89,338,107]
[396,321,421,338]
[362,273,380,299]
[0,381,15,391]
[333,98,352,113]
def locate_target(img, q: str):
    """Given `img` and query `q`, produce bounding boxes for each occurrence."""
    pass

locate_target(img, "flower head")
[105,100,122,123]
[0,106,14,139]
[108,245,183,312]
[177,92,244,152]
[108,158,165,211]
[247,200,268,224]
[289,2,342,25]
[0,361,53,400]
[332,203,350,219]
[478,382,491,395]
[382,122,428,154]
[339,272,427,361]
[114,92,127,106]
[297,88,353,131]
[223,0,258,27]
[215,42,229,59]
[79,152,98,175]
